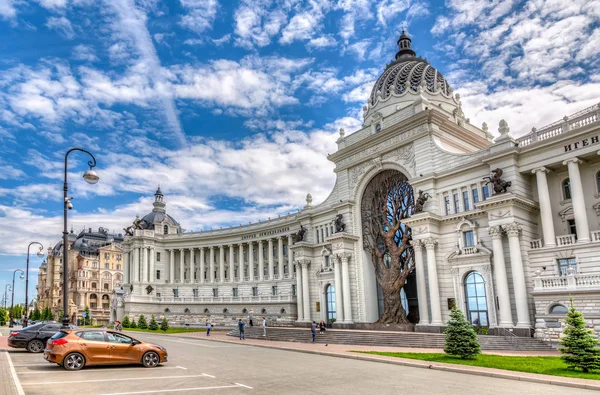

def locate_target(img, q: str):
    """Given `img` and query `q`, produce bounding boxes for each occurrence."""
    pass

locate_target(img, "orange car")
[44,329,168,371]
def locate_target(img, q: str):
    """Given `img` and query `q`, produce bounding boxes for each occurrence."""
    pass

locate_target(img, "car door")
[106,332,140,364]
[76,331,111,364]
[38,324,61,343]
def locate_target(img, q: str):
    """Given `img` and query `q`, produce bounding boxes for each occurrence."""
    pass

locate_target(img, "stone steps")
[228,327,553,351]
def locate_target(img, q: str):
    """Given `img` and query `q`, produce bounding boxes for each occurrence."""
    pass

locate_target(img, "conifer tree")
[560,301,600,372]
[84,306,91,326]
[0,308,7,326]
[149,315,158,330]
[137,314,148,329]
[122,316,131,328]
[160,317,169,332]
[444,307,481,359]
[129,319,137,328]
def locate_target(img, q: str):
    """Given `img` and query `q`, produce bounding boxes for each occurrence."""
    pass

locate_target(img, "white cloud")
[212,34,231,46]
[46,16,75,40]
[233,0,288,48]
[72,44,98,62]
[179,0,219,34]
[306,35,337,50]
[0,165,26,179]
[0,0,16,19]
[376,0,410,27]
[335,0,372,43]
[35,0,69,9]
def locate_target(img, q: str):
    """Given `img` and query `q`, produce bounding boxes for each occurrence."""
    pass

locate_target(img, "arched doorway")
[325,284,336,324]
[464,272,489,327]
[361,169,418,324]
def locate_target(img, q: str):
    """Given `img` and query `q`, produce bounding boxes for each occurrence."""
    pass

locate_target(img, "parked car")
[44,329,168,371]
[8,323,77,353]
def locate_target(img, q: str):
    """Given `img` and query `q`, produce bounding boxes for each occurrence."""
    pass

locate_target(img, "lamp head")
[19,274,24,280]
[83,168,99,184]
[65,197,73,210]
[36,249,45,258]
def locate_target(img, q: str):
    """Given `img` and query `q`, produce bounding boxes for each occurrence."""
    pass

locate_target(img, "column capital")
[296,259,311,267]
[423,237,437,250]
[531,166,551,175]
[562,157,584,166]
[488,225,504,239]
[412,239,423,250]
[502,222,522,236]
[209,246,214,250]
[179,248,184,252]
[338,252,352,262]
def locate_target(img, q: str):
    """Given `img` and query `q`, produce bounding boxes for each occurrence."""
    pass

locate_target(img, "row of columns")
[127,236,294,285]
[532,157,590,246]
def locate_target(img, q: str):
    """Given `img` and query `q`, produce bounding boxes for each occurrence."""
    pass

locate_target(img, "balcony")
[556,234,576,246]
[530,239,543,249]
[462,246,478,255]
[533,273,600,292]
[125,294,296,304]
[591,230,600,242]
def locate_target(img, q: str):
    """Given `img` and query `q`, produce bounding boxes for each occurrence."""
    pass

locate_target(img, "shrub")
[560,301,600,372]
[0,308,8,326]
[137,314,148,329]
[149,315,158,331]
[122,316,131,328]
[160,317,169,332]
[129,319,137,328]
[444,307,481,360]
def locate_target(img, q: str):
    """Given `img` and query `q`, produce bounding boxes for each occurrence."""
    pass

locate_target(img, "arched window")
[326,284,336,323]
[242,308,248,314]
[562,178,572,200]
[223,308,228,314]
[117,264,121,270]
[164,308,170,313]
[280,308,286,314]
[91,282,97,289]
[163,225,168,235]
[261,308,267,314]
[184,308,190,314]
[549,304,568,315]
[90,294,98,308]
[204,308,210,314]
[464,272,488,327]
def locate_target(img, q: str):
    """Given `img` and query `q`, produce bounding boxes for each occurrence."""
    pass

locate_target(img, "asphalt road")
[8,332,596,395]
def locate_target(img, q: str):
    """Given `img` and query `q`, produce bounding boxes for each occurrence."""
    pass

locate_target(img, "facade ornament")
[498,119,510,138]
[305,193,313,208]
[293,225,307,243]
[339,128,345,138]
[488,225,503,238]
[362,105,368,118]
[334,214,346,233]
[423,237,437,249]
[372,157,382,170]
[414,190,431,213]
[502,222,522,236]
[412,239,423,250]
[145,285,154,295]
[483,168,511,194]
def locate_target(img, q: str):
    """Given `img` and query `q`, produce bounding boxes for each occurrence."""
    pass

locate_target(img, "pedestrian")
[238,319,245,340]
[319,320,326,334]
[262,316,267,337]
[249,317,253,327]
[311,321,317,343]
[206,319,211,336]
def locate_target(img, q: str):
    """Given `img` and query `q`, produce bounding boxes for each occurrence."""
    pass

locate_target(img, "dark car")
[8,323,77,353]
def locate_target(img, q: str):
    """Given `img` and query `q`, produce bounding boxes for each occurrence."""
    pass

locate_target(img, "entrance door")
[326,284,336,324]
[464,271,489,327]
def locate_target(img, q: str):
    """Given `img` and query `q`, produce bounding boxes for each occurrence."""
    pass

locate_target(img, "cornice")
[474,193,539,213]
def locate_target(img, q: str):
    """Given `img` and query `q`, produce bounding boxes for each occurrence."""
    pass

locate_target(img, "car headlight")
[154,345,166,351]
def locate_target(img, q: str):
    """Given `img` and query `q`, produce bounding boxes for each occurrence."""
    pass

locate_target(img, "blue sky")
[0,0,598,303]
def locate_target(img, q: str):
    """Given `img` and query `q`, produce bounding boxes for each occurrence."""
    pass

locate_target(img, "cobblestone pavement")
[0,326,24,395]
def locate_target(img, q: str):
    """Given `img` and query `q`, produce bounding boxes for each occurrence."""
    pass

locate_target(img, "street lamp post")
[9,269,24,327]
[3,285,11,309]
[23,242,44,328]
[62,148,99,329]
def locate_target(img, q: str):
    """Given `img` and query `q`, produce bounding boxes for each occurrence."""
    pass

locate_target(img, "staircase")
[228,327,553,351]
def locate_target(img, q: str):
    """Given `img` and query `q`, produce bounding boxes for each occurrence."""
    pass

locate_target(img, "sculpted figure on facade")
[334,214,346,233]
[293,225,307,243]
[483,168,512,194]
[414,190,431,213]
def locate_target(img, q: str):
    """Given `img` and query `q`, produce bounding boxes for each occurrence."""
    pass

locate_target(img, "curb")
[170,334,600,392]
[2,350,26,395]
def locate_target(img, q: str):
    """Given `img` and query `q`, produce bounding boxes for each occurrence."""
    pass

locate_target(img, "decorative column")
[301,260,311,321]
[169,249,175,283]
[413,241,429,325]
[238,243,245,282]
[228,245,235,282]
[141,247,148,283]
[333,255,344,323]
[179,248,185,283]
[199,248,205,283]
[124,251,130,284]
[133,247,140,283]
[258,240,264,281]
[277,237,284,279]
[295,261,304,322]
[268,239,274,280]
[287,235,293,274]
[340,253,353,323]
[209,247,215,283]
[424,238,442,326]
[503,223,531,327]
[563,158,591,242]
[189,248,195,283]
[148,247,155,283]
[489,226,513,327]
[248,242,254,280]
[531,167,556,246]
[219,246,225,283]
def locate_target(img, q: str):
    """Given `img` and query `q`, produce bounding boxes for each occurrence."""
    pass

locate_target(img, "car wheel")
[27,339,44,353]
[63,353,85,371]
[142,351,160,368]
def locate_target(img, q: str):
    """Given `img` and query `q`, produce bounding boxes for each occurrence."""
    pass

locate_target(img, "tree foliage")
[160,317,169,332]
[129,319,137,328]
[83,306,91,326]
[149,315,159,330]
[361,170,415,324]
[137,314,148,329]
[0,308,8,326]
[122,316,131,328]
[31,305,41,321]
[560,301,600,372]
[444,307,481,360]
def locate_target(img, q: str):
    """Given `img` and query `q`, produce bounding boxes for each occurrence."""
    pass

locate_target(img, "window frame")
[562,178,572,200]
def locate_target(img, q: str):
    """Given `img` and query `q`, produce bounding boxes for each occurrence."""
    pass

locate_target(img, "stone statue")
[123,215,144,236]
[483,168,511,194]
[334,214,346,232]
[145,285,154,295]
[414,190,431,213]
[293,225,307,243]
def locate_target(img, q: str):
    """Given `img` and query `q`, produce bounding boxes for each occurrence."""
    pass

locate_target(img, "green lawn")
[122,327,208,334]
[353,351,600,381]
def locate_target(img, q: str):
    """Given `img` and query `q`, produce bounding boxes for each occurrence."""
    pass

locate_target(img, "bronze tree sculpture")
[362,170,415,324]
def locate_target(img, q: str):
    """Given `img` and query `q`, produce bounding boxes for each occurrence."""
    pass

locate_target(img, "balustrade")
[556,234,576,246]
[534,273,600,291]
[591,230,600,242]
[530,239,543,249]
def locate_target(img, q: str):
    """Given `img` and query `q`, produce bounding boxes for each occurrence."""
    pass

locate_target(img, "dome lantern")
[395,29,416,60]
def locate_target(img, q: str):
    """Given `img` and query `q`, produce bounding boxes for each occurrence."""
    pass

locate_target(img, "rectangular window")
[320,228,324,242]
[173,289,179,298]
[325,227,329,237]
[252,286,258,297]
[156,252,161,262]
[444,196,451,215]
[464,231,475,247]
[557,258,577,276]
[472,188,479,204]
[156,270,161,280]
[192,288,198,297]
[212,288,219,297]
[316,230,320,243]
[292,284,297,296]
[462,191,470,211]
[156,292,161,298]
[324,255,330,267]
[482,185,490,200]
[453,193,460,213]
[272,286,278,296]
[283,245,287,256]
[233,288,239,297]
[567,219,577,238]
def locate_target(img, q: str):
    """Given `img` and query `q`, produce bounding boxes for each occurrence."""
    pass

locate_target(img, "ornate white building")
[122,32,600,343]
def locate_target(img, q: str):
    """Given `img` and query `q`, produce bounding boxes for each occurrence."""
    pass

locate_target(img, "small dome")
[140,211,180,229]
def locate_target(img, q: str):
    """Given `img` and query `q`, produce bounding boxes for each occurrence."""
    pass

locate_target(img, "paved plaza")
[1,330,598,395]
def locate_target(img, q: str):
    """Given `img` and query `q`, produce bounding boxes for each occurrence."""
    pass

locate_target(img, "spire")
[155,184,163,197]
[395,29,416,60]
[152,186,166,212]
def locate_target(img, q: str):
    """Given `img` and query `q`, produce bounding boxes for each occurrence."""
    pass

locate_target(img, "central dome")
[369,31,452,106]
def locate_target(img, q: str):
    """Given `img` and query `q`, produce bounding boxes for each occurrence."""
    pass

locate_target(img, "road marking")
[17,366,188,374]
[203,373,215,378]
[100,385,248,394]
[12,363,52,367]
[4,351,26,395]
[235,383,254,389]
[21,374,211,385]
[139,336,237,348]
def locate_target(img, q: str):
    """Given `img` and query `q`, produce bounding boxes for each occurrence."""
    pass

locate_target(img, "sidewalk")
[0,326,24,395]
[175,331,600,391]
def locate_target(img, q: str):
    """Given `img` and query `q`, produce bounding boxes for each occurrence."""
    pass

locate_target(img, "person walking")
[206,319,212,336]
[238,319,245,340]
[262,317,267,337]
[249,317,253,327]
[311,321,317,343]
[319,320,326,334]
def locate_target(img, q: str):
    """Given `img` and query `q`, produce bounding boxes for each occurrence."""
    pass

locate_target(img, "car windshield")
[22,323,45,331]
[50,331,69,340]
